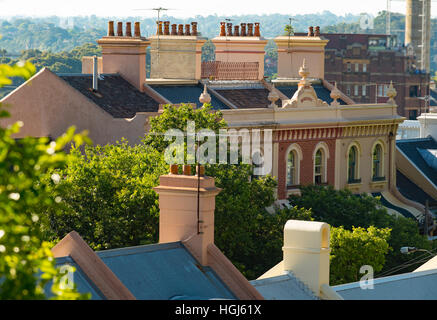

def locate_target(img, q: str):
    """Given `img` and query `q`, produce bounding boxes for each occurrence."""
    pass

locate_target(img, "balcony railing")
[201,61,259,80]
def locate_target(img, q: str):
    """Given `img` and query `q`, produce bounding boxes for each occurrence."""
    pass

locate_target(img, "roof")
[59,74,160,118]
[396,170,437,207]
[214,88,278,109]
[275,85,346,105]
[333,268,437,300]
[150,84,230,110]
[397,137,437,188]
[250,273,318,300]
[430,89,437,107]
[96,242,236,300]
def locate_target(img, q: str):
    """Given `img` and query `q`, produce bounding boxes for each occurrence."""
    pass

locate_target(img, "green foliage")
[330,226,391,285]
[288,185,431,277]
[0,61,90,299]
[44,141,168,250]
[284,24,294,36]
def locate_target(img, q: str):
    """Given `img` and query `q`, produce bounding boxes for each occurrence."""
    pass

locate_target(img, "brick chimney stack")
[154,165,221,266]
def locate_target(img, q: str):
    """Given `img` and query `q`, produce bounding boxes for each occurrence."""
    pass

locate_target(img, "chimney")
[97,21,149,92]
[220,22,226,36]
[254,22,261,37]
[308,26,314,37]
[149,21,206,80]
[154,165,221,265]
[92,55,98,91]
[157,21,163,35]
[314,26,320,37]
[274,31,328,79]
[234,25,240,36]
[212,22,267,80]
[164,21,170,35]
[282,220,331,297]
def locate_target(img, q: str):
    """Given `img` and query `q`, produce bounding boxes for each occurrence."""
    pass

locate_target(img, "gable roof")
[59,74,160,118]
[396,170,437,207]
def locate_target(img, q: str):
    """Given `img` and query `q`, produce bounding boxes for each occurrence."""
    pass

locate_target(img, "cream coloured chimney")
[153,165,221,265]
[282,220,331,296]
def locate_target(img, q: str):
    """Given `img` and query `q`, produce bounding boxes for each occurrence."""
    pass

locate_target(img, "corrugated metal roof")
[96,242,236,300]
[47,256,105,300]
[334,268,437,300]
[150,84,230,110]
[250,273,318,300]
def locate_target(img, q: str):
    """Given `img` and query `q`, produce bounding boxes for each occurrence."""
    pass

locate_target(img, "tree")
[0,61,90,299]
[330,226,391,285]
[44,140,168,250]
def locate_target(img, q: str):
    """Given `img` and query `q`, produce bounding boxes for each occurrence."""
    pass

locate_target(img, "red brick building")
[320,33,430,120]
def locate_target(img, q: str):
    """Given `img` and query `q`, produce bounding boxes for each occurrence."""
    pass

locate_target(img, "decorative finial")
[330,82,341,106]
[298,59,310,86]
[199,84,211,105]
[268,84,280,108]
[387,81,397,105]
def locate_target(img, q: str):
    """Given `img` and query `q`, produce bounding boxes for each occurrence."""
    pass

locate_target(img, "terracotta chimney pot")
[247,23,254,36]
[157,21,163,35]
[308,26,314,37]
[108,21,115,36]
[170,164,179,175]
[240,23,247,36]
[171,24,177,35]
[197,165,205,177]
[183,165,192,175]
[164,21,170,35]
[125,22,132,37]
[134,22,141,37]
[315,26,320,36]
[234,25,240,36]
[191,22,198,36]
[117,22,123,36]
[185,24,191,36]
[226,23,233,36]
[178,24,184,35]
[254,22,260,37]
[220,22,226,36]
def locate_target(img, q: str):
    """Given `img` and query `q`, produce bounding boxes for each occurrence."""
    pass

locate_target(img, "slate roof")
[397,137,437,188]
[59,74,160,118]
[334,268,437,300]
[150,84,230,110]
[396,170,437,206]
[62,241,236,300]
[250,273,318,300]
[213,88,278,109]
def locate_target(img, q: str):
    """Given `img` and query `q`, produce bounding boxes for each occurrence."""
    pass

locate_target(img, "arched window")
[348,146,359,183]
[314,149,324,185]
[372,144,383,180]
[287,151,296,186]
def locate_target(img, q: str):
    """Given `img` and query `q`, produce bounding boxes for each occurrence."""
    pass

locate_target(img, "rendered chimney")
[191,22,198,36]
[125,22,132,37]
[282,220,330,297]
[164,21,170,35]
[241,23,247,36]
[97,21,149,91]
[171,24,177,35]
[92,55,99,92]
[220,22,226,36]
[247,23,254,36]
[154,165,221,265]
[108,21,115,36]
[134,22,141,37]
[117,22,123,36]
[185,24,191,36]
[254,22,261,37]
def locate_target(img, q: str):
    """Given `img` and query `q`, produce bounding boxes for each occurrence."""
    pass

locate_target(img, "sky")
[0,0,418,18]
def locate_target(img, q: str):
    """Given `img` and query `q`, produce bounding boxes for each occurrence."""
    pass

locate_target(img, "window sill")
[370,178,387,189]
[346,181,362,193]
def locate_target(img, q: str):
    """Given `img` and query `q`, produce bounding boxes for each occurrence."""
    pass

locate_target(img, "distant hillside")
[0,12,361,54]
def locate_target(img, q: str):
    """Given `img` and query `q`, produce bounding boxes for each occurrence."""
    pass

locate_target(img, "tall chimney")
[178,24,184,35]
[92,55,98,92]
[226,23,233,36]
[282,220,330,297]
[234,25,240,36]
[117,22,123,36]
[164,21,170,35]
[241,23,247,36]
[171,24,177,35]
[220,22,226,36]
[154,165,221,265]
[125,22,132,37]
[191,22,198,36]
[185,24,191,36]
[254,22,260,37]
[108,21,115,36]
[247,23,254,36]
[157,21,163,35]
